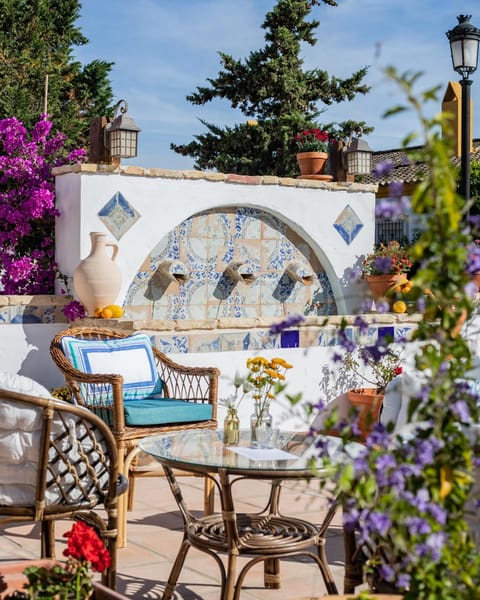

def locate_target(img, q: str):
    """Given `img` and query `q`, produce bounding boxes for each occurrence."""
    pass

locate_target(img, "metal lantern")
[105,100,141,159]
[344,129,373,175]
[446,14,480,79]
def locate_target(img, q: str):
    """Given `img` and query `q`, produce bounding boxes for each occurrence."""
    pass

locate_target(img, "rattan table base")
[161,466,339,600]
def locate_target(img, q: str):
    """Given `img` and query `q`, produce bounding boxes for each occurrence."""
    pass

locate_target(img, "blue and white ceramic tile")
[189,335,221,353]
[98,191,141,240]
[154,335,189,354]
[317,328,338,346]
[333,205,363,245]
[249,330,280,350]
[395,326,414,342]
[220,332,251,352]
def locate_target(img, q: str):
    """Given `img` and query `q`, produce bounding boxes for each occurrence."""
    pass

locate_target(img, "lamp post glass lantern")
[105,99,141,159]
[446,14,480,203]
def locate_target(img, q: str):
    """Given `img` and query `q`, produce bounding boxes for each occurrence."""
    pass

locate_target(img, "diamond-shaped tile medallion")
[98,191,141,240]
[333,204,363,245]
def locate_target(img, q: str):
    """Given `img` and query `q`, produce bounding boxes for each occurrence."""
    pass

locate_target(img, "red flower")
[63,521,111,572]
[394,366,403,376]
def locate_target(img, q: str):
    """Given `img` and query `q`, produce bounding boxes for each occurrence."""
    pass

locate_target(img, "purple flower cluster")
[63,300,86,321]
[465,241,480,275]
[269,314,305,334]
[0,116,86,294]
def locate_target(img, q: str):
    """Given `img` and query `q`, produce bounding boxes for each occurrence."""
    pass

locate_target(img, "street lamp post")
[446,14,480,204]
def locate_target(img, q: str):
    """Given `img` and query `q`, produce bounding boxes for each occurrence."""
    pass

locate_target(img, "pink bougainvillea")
[0,115,86,295]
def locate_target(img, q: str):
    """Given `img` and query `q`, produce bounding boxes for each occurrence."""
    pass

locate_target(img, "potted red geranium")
[293,127,333,178]
[0,522,125,599]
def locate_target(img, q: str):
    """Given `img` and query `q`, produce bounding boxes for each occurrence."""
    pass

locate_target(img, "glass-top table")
[139,429,363,600]
[139,428,351,476]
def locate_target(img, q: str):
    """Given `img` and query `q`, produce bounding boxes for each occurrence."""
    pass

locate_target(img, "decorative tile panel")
[333,205,363,245]
[98,191,140,240]
[125,207,337,320]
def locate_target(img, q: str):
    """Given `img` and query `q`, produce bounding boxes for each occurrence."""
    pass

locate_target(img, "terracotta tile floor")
[0,474,354,599]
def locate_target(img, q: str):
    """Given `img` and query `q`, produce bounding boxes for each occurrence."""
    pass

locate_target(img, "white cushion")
[0,372,52,398]
[60,332,162,400]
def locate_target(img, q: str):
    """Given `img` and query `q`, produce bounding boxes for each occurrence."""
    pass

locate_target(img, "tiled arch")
[124,206,336,320]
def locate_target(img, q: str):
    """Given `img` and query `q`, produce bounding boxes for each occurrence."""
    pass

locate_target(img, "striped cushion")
[61,333,163,401]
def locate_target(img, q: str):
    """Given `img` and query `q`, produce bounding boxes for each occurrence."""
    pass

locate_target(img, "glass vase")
[250,402,274,448]
[223,406,240,446]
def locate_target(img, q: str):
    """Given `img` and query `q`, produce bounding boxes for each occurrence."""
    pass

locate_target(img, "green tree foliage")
[0,0,114,149]
[470,159,480,214]
[171,0,371,177]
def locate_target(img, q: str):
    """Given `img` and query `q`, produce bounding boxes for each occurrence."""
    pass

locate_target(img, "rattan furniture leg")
[160,466,338,600]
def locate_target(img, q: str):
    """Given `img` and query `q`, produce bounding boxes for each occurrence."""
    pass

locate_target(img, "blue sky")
[75,0,480,170]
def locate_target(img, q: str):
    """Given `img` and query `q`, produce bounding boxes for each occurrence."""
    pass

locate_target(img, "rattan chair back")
[0,387,120,589]
[50,326,219,547]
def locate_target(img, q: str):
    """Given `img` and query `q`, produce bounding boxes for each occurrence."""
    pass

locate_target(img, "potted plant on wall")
[293,127,332,176]
[336,336,403,441]
[361,240,412,307]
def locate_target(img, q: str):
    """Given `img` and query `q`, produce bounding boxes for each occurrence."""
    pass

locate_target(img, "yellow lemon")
[101,307,113,319]
[94,307,103,318]
[393,300,407,314]
[105,304,124,318]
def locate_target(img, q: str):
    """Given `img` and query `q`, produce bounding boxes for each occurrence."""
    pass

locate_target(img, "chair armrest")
[153,348,219,411]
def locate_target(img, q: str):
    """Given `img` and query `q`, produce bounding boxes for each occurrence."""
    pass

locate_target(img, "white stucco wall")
[54,166,377,314]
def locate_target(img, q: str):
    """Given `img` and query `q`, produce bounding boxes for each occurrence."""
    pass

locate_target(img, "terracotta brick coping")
[51,164,377,193]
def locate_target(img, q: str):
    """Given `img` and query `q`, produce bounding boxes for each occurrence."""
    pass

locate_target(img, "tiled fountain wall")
[0,165,416,427]
[53,165,378,318]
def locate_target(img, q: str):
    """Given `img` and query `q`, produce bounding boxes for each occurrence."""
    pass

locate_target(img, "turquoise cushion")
[61,333,163,401]
[123,398,213,426]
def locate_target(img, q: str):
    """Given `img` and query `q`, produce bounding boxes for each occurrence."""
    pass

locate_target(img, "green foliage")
[314,68,480,598]
[470,159,480,215]
[0,0,114,149]
[171,0,370,176]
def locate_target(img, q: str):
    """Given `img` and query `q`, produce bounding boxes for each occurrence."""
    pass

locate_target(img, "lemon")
[104,304,124,318]
[101,307,113,318]
[393,300,407,314]
[94,307,103,318]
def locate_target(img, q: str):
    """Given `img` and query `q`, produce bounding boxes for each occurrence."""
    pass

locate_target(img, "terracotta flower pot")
[365,273,402,306]
[347,388,384,441]
[296,151,328,176]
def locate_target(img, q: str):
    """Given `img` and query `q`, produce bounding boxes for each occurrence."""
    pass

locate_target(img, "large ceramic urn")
[73,232,122,316]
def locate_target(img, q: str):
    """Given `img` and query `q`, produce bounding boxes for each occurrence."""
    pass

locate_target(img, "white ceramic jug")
[73,232,122,316]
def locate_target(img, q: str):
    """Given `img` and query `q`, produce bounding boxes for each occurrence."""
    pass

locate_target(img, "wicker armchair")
[50,326,219,547]
[0,387,122,589]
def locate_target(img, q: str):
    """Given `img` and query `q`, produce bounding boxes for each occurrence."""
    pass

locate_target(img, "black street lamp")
[446,14,480,203]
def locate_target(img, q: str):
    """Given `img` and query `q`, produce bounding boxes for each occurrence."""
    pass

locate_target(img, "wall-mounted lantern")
[343,127,373,176]
[89,99,141,165]
[104,100,141,159]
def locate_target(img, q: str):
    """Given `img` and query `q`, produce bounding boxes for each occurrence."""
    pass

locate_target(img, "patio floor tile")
[0,475,359,598]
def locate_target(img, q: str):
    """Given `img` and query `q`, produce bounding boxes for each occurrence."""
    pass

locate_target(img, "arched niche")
[124,206,336,320]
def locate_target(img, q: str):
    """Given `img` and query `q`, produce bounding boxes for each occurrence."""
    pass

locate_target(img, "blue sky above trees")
[74,0,480,170]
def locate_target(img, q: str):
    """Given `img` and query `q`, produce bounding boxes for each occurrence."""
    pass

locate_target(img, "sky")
[74,0,480,170]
